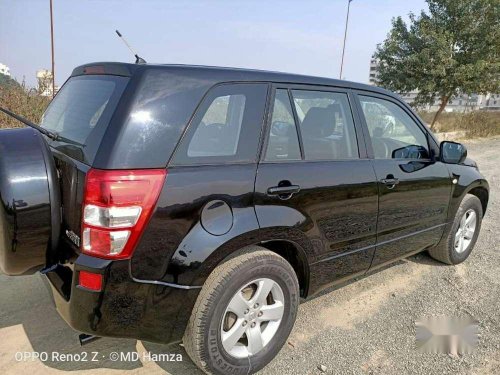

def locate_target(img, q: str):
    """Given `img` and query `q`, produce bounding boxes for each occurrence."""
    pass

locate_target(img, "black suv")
[0,63,489,374]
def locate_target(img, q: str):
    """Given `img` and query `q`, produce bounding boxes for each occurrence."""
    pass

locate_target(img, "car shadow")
[306,258,407,301]
[0,273,202,374]
[406,251,450,266]
[0,251,445,373]
[307,251,446,301]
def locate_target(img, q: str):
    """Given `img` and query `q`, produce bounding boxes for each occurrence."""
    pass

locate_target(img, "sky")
[0,0,428,88]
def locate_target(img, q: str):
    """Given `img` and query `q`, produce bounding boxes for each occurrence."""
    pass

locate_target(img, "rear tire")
[183,246,299,375]
[428,194,483,265]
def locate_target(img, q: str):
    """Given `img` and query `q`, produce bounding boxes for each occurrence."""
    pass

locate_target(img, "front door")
[354,93,452,269]
[254,86,379,295]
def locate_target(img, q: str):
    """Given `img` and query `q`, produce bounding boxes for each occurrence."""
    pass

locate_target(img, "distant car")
[0,63,489,375]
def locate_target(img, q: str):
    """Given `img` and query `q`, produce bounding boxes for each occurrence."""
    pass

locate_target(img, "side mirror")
[392,144,429,159]
[440,141,467,164]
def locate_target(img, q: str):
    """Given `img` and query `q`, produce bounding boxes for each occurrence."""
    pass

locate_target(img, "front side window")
[172,83,267,165]
[359,96,429,159]
[291,90,359,160]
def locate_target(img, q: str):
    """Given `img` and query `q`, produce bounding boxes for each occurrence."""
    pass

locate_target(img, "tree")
[0,73,20,89]
[374,0,500,130]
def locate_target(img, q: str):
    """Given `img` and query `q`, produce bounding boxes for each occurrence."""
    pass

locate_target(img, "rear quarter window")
[102,69,216,168]
[171,83,268,166]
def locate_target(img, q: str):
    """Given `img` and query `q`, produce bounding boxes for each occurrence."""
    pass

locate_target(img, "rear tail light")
[81,169,166,259]
[78,271,103,291]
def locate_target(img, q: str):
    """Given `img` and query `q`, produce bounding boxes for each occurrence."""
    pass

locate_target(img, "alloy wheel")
[220,278,285,358]
[454,209,477,254]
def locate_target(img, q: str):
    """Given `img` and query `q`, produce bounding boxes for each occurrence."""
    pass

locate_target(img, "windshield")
[41,75,128,163]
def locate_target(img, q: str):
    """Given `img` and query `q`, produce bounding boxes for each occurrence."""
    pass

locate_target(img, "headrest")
[301,106,336,137]
[327,103,342,114]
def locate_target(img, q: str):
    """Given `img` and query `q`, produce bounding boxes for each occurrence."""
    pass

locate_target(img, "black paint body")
[0,63,489,345]
[0,128,60,275]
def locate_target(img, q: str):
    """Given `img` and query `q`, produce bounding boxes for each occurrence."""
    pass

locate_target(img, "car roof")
[72,61,398,99]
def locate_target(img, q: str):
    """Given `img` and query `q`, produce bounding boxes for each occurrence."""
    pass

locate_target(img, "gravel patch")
[0,138,499,375]
[260,137,500,375]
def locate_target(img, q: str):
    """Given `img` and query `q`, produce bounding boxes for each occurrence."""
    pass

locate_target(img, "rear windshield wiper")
[0,106,84,147]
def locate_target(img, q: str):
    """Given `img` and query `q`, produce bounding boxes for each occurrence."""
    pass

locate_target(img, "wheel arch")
[258,239,310,298]
[195,239,311,298]
[186,230,312,298]
[467,185,489,216]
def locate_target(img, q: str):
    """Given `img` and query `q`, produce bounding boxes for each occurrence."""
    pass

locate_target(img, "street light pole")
[339,0,352,79]
[49,0,55,98]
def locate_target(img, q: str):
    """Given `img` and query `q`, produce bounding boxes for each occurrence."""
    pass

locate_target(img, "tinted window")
[172,83,268,165]
[110,69,214,168]
[359,96,429,159]
[264,89,301,161]
[187,94,246,157]
[41,75,128,163]
[291,90,358,160]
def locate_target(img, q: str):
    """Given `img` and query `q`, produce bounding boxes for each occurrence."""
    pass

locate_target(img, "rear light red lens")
[82,169,166,259]
[85,169,165,206]
[83,65,105,75]
[79,271,103,291]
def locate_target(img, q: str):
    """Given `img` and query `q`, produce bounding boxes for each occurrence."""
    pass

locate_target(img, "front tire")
[183,247,299,375]
[428,194,483,264]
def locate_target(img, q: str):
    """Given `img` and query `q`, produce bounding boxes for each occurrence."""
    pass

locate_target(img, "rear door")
[41,74,129,256]
[138,83,269,284]
[353,92,452,269]
[254,85,379,294]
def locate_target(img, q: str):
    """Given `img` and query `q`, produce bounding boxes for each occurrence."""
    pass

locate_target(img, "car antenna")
[115,30,147,64]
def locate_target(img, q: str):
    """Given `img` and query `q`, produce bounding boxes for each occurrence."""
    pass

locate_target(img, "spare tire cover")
[0,127,60,275]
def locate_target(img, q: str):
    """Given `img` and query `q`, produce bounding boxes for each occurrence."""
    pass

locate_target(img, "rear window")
[41,75,128,163]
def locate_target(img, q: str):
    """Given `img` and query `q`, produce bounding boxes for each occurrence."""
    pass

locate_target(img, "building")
[427,94,480,112]
[36,69,59,97]
[368,56,498,112]
[477,93,500,111]
[0,63,11,77]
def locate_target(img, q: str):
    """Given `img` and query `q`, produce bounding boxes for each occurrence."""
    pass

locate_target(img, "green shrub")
[0,77,50,129]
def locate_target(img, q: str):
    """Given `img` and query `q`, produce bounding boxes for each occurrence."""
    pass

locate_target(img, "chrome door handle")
[267,185,300,199]
[380,177,399,189]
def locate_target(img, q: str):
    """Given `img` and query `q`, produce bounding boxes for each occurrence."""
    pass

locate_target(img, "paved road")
[1,137,499,375]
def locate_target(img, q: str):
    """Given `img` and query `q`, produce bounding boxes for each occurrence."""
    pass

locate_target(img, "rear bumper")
[42,254,200,344]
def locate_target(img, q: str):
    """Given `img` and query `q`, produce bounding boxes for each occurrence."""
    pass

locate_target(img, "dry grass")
[418,111,500,138]
[0,78,50,129]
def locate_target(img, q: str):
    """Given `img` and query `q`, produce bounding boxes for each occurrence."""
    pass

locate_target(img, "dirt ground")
[1,137,499,375]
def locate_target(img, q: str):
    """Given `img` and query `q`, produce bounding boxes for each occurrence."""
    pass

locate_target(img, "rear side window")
[172,83,268,165]
[264,89,301,161]
[291,90,359,160]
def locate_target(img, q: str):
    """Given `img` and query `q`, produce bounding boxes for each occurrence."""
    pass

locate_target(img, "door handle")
[267,185,300,199]
[380,176,399,189]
